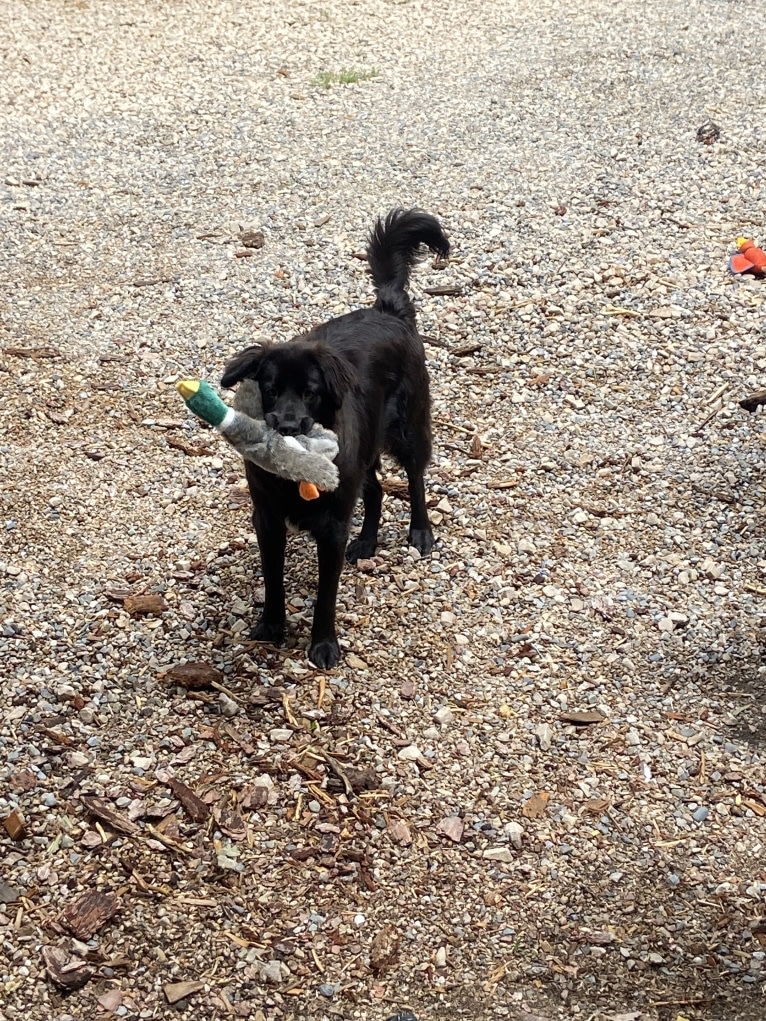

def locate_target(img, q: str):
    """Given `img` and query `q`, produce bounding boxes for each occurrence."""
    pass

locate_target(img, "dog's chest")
[283,497,323,535]
[285,516,309,535]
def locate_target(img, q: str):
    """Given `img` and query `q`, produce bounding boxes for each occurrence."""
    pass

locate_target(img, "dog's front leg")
[309,522,348,669]
[251,504,287,645]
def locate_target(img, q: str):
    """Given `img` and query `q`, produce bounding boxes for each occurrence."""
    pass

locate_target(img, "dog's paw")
[308,637,341,669]
[346,537,377,563]
[408,526,435,556]
[250,618,285,644]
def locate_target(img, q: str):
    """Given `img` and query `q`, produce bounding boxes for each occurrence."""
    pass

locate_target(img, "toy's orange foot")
[730,253,756,274]
[299,481,321,501]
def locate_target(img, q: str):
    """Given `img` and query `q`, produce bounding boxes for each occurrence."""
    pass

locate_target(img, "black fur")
[222,208,450,668]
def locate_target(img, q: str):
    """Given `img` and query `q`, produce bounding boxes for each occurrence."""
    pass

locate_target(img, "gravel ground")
[2,1,766,1019]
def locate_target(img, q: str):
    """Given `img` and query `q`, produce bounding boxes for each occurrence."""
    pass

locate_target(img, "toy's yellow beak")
[735,236,751,250]
[176,379,201,399]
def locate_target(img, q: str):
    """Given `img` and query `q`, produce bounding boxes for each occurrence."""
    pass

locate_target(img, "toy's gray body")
[229,380,339,490]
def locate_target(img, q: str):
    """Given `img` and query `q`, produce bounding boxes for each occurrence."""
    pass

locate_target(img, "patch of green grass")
[313,67,379,88]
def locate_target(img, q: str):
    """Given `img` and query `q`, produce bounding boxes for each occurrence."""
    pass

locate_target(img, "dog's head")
[221,342,355,435]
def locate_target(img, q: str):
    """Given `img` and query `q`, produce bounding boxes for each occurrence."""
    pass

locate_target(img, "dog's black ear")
[315,347,356,408]
[221,344,270,388]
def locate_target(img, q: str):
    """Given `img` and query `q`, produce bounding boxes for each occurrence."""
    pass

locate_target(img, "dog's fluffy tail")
[367,208,450,321]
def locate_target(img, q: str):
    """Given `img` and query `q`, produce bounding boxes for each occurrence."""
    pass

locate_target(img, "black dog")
[221,208,450,668]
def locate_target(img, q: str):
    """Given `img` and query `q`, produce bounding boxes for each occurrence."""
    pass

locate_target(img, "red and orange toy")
[729,236,766,275]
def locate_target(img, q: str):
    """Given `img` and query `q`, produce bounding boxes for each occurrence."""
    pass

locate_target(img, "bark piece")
[423,285,463,296]
[80,795,140,836]
[62,890,121,939]
[42,945,94,989]
[371,926,400,973]
[164,980,204,1004]
[3,345,60,359]
[3,809,27,841]
[522,791,550,819]
[166,435,211,456]
[559,710,605,726]
[123,593,168,617]
[165,777,210,822]
[165,661,223,690]
[739,388,766,413]
[342,766,379,793]
[238,228,265,249]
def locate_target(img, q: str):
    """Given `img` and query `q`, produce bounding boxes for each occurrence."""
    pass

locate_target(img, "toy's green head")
[177,379,228,428]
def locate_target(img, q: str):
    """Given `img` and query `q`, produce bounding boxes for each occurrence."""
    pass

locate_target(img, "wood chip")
[370,925,400,973]
[739,388,766,413]
[582,798,610,815]
[62,890,121,939]
[123,593,169,617]
[213,801,247,840]
[559,710,606,726]
[381,478,410,500]
[3,809,27,841]
[80,795,140,836]
[41,945,94,989]
[238,228,265,249]
[165,661,224,690]
[165,777,211,822]
[166,435,212,456]
[522,791,550,819]
[423,284,463,296]
[163,980,204,1004]
[3,345,61,359]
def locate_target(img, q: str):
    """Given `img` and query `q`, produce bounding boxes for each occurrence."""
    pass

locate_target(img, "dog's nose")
[276,420,300,436]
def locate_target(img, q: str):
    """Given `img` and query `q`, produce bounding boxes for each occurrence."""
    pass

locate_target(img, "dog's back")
[303,207,450,397]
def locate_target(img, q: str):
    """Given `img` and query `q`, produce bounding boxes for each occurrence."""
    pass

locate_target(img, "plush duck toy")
[176,379,339,500]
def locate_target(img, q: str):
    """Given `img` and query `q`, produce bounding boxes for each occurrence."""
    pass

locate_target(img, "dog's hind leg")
[388,402,435,556]
[403,462,434,556]
[346,463,383,563]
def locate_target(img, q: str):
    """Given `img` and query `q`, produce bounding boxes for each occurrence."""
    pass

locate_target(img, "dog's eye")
[303,388,316,402]
[262,386,277,400]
